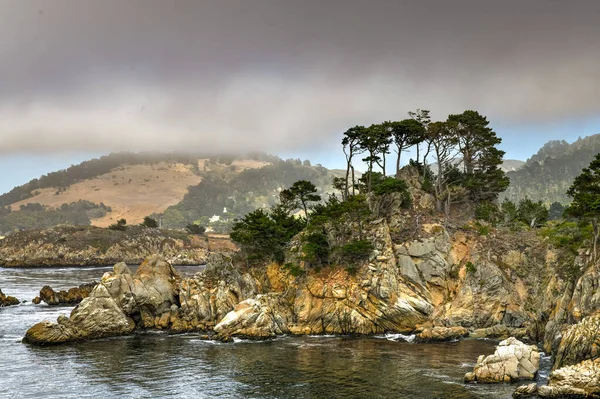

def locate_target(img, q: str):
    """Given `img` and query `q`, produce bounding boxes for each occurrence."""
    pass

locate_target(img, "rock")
[37,282,97,305]
[537,358,600,398]
[23,284,135,345]
[471,324,529,340]
[415,326,468,342]
[464,337,540,383]
[406,240,436,257]
[512,383,538,398]
[553,314,600,369]
[214,294,292,338]
[0,288,19,307]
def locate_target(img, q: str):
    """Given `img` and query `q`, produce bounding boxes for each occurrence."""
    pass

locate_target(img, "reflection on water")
[0,266,538,399]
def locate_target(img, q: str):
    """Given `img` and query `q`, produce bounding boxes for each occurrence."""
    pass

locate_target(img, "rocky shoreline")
[17,194,600,398]
[0,288,19,307]
[0,225,236,267]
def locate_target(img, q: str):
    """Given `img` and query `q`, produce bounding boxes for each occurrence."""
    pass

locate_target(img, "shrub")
[283,262,305,277]
[465,261,477,274]
[108,219,127,231]
[185,223,206,234]
[337,239,374,264]
[475,201,501,225]
[301,231,330,266]
[141,216,158,228]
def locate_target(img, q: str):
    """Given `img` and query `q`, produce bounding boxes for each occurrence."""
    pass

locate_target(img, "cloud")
[1,0,599,154]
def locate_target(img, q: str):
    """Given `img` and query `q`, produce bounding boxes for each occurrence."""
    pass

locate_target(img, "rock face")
[464,338,540,383]
[0,288,19,307]
[512,383,538,398]
[538,358,600,398]
[23,256,177,344]
[553,314,600,370]
[34,282,97,305]
[415,326,469,342]
[0,225,235,267]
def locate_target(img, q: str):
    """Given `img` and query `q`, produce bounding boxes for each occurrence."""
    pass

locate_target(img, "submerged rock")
[0,288,19,307]
[464,337,540,383]
[34,282,97,305]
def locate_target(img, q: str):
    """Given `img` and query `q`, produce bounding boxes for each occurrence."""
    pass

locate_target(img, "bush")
[141,216,158,228]
[108,218,127,231]
[337,239,374,264]
[301,231,330,266]
[465,261,477,274]
[185,223,206,234]
[283,262,305,277]
[475,202,501,225]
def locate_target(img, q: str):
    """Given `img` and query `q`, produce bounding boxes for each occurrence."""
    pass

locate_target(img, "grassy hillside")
[0,152,342,233]
[502,135,600,205]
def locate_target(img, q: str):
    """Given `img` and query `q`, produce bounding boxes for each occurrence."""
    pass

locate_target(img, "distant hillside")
[0,152,342,233]
[502,134,600,205]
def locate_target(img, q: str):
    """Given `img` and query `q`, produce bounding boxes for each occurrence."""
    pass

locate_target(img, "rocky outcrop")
[0,288,19,307]
[464,338,540,383]
[33,282,97,305]
[553,314,600,370]
[415,326,469,342]
[537,358,600,398]
[23,256,178,344]
[512,383,538,398]
[0,225,235,267]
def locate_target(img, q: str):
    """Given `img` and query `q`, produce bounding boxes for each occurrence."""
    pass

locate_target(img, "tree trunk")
[351,165,356,196]
[593,218,599,262]
[396,144,402,177]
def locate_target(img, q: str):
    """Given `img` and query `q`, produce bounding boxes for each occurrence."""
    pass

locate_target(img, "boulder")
[415,326,469,342]
[538,358,600,398]
[36,282,97,305]
[214,294,292,338]
[0,288,19,307]
[464,337,540,383]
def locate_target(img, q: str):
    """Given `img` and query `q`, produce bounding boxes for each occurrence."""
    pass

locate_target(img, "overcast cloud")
[1,0,599,155]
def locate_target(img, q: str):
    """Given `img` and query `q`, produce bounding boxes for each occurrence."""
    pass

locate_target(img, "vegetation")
[0,200,111,233]
[141,216,158,228]
[565,154,600,261]
[108,219,127,231]
[185,223,206,235]
[503,134,600,204]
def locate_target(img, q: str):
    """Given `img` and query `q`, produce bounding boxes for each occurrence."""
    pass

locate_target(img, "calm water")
[0,266,551,399]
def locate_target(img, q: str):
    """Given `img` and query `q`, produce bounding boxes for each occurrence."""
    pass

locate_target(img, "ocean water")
[0,266,549,399]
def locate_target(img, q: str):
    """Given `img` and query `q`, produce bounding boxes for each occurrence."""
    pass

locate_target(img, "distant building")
[209,215,220,223]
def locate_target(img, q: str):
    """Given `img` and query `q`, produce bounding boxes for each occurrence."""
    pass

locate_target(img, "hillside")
[502,134,600,204]
[0,152,342,233]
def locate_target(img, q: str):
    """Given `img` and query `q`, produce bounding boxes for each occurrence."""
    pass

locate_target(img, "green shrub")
[283,262,305,277]
[475,202,501,225]
[301,231,330,266]
[185,223,206,234]
[337,239,374,263]
[108,219,127,231]
[465,261,477,274]
[141,216,158,228]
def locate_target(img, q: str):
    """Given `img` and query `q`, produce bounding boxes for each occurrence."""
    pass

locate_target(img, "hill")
[0,152,343,233]
[502,134,600,205]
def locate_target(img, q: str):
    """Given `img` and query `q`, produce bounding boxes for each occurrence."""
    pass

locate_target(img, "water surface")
[0,266,549,399]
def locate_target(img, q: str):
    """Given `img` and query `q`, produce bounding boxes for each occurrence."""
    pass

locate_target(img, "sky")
[1,0,600,194]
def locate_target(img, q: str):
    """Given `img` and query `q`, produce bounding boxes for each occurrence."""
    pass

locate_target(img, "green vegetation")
[0,200,111,233]
[108,219,127,231]
[141,216,158,228]
[503,135,600,204]
[465,261,477,274]
[565,153,600,260]
[185,223,206,234]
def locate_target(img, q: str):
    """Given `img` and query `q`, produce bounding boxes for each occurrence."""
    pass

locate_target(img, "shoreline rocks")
[415,326,469,342]
[0,288,19,307]
[33,282,97,305]
[464,337,540,383]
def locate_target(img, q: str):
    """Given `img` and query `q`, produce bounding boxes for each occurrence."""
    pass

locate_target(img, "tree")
[108,218,127,231]
[389,119,426,176]
[358,124,392,191]
[447,110,509,201]
[517,198,549,228]
[141,216,158,228]
[280,180,322,223]
[185,223,206,234]
[341,126,366,199]
[549,202,566,220]
[407,109,431,165]
[426,121,460,212]
[566,154,600,261]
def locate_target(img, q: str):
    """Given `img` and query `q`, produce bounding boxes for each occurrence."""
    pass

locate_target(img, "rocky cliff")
[0,225,235,267]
